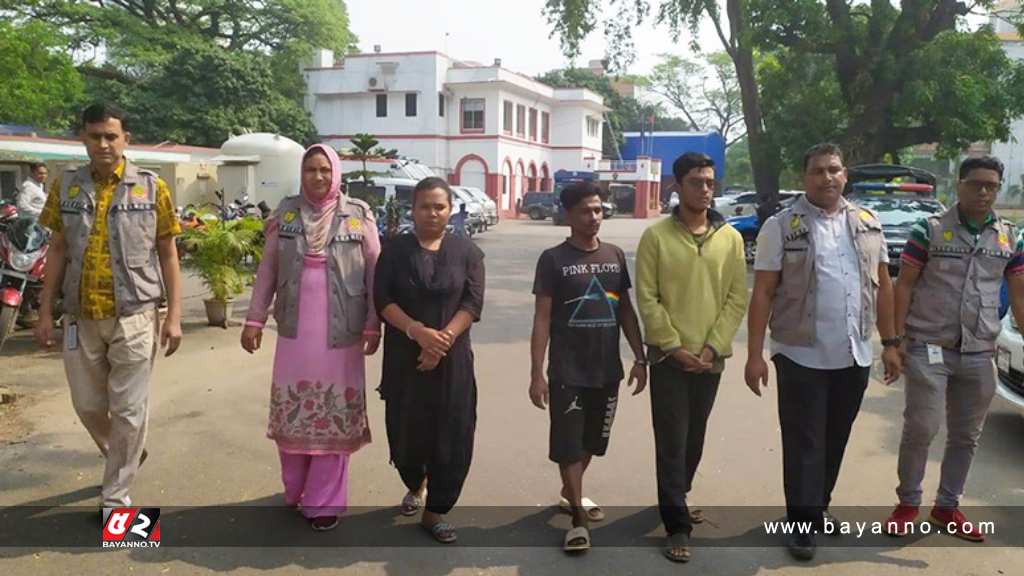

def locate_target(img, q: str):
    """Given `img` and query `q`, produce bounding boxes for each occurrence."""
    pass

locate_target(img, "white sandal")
[559,496,605,522]
[563,525,591,552]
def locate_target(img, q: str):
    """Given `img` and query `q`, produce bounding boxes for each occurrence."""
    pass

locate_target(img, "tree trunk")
[731,41,781,214]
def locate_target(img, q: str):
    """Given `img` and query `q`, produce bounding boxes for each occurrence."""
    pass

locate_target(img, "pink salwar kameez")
[246,144,380,521]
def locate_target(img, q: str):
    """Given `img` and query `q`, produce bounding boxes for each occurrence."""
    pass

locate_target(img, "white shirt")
[17,178,47,219]
[754,200,889,369]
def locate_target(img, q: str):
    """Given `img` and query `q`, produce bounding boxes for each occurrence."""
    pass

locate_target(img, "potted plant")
[179,216,264,327]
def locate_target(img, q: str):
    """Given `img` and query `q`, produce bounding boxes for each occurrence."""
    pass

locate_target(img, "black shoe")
[787,532,816,561]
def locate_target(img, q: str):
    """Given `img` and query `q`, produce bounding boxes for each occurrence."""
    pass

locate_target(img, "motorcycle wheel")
[0,304,18,352]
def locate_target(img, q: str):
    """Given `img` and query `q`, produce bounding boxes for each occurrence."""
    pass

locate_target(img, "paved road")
[1,217,1023,575]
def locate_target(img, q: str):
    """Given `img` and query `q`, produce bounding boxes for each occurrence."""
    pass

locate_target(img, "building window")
[405,93,417,117]
[376,94,388,118]
[461,98,485,133]
[586,116,600,138]
[529,108,538,141]
[516,104,526,137]
[438,93,445,117]
[541,111,550,143]
[503,100,513,134]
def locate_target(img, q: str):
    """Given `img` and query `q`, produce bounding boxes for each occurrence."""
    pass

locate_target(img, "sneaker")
[884,504,919,537]
[787,532,816,561]
[310,516,339,532]
[928,506,985,542]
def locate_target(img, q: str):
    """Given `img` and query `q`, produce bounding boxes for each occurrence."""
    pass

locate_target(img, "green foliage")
[545,0,1024,198]
[648,51,743,145]
[0,20,84,130]
[125,44,317,146]
[1,0,356,143]
[179,217,264,302]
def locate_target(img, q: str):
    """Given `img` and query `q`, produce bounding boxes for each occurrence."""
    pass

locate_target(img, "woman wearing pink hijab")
[241,144,381,531]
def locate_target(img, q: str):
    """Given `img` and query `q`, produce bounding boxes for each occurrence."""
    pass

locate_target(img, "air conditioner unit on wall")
[369,76,392,91]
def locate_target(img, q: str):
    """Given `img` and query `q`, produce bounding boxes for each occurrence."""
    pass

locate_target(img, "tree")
[127,45,318,146]
[543,0,1024,208]
[0,21,84,130]
[341,133,398,184]
[648,51,744,146]
[1,0,357,143]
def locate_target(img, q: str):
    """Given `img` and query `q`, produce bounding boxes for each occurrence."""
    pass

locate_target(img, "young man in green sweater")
[636,152,748,562]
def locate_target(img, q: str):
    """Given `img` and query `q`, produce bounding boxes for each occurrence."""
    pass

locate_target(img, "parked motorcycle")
[0,216,50,350]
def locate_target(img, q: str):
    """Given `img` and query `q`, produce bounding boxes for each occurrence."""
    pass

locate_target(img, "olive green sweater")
[635,210,748,360]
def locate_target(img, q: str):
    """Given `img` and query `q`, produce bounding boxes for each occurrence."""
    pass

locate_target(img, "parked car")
[346,177,418,206]
[845,164,943,276]
[457,186,498,227]
[521,191,556,220]
[726,193,802,264]
[451,186,486,234]
[995,314,1024,413]
[717,191,801,218]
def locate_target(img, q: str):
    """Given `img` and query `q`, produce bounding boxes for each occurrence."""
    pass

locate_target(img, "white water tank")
[218,133,305,207]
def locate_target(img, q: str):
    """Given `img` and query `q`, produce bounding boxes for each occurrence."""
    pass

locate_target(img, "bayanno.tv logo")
[101,508,161,549]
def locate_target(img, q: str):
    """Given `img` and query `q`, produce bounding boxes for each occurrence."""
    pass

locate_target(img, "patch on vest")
[282,210,297,224]
[130,184,147,201]
[68,185,81,199]
[346,217,362,232]
[859,210,873,223]
[942,230,954,242]
[789,215,801,230]
[999,232,1010,249]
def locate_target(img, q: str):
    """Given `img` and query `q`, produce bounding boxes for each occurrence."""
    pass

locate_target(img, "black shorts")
[548,382,619,464]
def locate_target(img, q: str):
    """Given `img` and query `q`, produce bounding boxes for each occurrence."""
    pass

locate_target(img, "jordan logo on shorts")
[564,396,583,414]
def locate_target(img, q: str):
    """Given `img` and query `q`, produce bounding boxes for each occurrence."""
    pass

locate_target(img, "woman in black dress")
[374,177,485,544]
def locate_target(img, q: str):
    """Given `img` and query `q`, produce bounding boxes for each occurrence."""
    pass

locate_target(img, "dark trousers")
[650,361,721,536]
[773,354,869,526]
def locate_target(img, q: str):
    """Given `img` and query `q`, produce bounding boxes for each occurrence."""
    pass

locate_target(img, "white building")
[992,1,1024,199]
[304,50,608,217]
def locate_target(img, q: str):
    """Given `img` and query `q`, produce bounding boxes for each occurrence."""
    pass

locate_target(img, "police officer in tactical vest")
[884,156,1024,541]
[745,143,901,561]
[35,103,183,512]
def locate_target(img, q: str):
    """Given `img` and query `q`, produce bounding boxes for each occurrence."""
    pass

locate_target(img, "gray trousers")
[896,342,996,508]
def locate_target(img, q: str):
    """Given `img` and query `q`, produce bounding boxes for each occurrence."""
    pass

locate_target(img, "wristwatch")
[881,336,904,348]
[634,358,649,367]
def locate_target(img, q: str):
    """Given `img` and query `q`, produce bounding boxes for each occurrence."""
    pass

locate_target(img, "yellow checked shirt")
[39,160,181,320]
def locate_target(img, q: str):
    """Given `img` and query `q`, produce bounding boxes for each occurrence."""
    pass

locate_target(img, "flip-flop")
[422,521,457,544]
[663,532,691,563]
[690,508,705,524]
[563,525,591,552]
[558,496,605,522]
[399,492,424,517]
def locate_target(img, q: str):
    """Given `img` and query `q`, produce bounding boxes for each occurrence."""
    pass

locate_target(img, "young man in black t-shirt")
[530,181,648,552]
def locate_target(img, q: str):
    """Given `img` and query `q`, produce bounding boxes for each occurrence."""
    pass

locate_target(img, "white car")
[994,314,1024,412]
[458,186,498,227]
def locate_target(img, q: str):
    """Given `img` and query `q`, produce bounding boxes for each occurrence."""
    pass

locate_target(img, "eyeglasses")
[684,177,717,190]
[960,180,1001,194]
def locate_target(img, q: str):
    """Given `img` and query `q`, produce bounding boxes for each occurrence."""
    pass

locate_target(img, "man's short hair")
[672,152,715,182]
[29,162,46,173]
[959,156,1004,181]
[802,143,844,172]
[559,181,604,212]
[80,102,131,132]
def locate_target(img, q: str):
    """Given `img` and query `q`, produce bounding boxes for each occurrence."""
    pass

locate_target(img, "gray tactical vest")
[272,194,374,348]
[905,206,1015,352]
[768,195,884,346]
[59,161,163,318]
